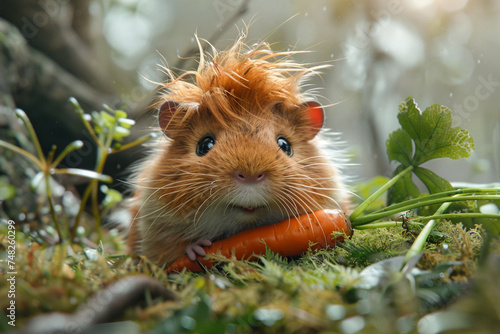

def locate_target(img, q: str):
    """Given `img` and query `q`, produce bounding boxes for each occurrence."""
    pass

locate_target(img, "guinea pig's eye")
[277,135,293,157]
[196,134,215,156]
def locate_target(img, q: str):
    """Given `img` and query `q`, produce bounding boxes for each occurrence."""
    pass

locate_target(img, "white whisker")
[287,183,341,209]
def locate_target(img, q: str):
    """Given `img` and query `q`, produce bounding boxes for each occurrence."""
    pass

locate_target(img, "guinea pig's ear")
[158,101,178,136]
[303,101,324,139]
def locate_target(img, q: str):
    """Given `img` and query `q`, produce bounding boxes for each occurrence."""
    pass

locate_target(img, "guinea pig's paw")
[185,239,213,261]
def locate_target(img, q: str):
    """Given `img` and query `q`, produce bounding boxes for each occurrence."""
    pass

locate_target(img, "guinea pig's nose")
[234,171,266,184]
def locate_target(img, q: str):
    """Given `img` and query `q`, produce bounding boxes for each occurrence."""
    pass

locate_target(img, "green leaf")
[414,167,454,194]
[387,165,420,205]
[384,97,475,204]
[386,129,413,166]
[397,97,475,165]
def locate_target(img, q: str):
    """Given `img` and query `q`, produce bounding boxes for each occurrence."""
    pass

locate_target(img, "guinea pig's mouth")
[241,207,256,213]
[231,205,265,214]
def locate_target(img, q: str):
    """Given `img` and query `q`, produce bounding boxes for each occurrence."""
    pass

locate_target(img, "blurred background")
[1,0,499,194]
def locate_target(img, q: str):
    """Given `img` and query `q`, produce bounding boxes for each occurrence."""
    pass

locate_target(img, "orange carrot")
[167,209,352,273]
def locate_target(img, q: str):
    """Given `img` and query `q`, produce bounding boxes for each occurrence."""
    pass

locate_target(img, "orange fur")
[127,36,351,267]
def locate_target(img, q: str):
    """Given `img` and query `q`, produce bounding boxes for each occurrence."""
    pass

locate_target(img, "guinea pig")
[127,36,351,267]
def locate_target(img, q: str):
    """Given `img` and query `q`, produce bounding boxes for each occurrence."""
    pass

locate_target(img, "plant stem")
[409,213,500,222]
[0,139,43,169]
[70,97,100,144]
[352,195,500,226]
[368,188,499,215]
[47,145,57,165]
[111,133,158,153]
[15,109,46,165]
[354,221,418,229]
[90,146,109,242]
[403,201,452,265]
[451,182,500,188]
[67,149,113,241]
[350,165,414,220]
[355,213,500,230]
[51,141,84,168]
[91,181,102,241]
[71,182,93,240]
[45,173,63,243]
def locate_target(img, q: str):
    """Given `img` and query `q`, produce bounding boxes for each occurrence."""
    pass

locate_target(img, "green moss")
[327,227,412,267]
[2,215,500,333]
